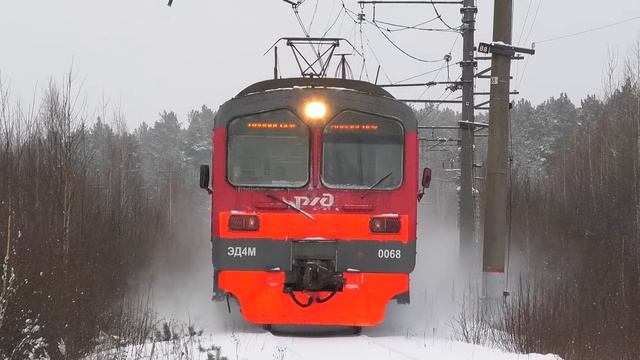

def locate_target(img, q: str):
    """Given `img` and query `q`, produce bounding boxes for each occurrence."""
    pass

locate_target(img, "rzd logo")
[291,193,334,208]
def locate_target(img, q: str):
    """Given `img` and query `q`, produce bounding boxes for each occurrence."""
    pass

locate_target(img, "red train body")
[201,78,425,327]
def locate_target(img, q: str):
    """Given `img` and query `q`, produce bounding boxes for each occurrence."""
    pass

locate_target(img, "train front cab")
[200,79,430,327]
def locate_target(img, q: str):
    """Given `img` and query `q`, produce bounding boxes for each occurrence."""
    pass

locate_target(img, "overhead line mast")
[478,0,535,301]
[459,0,477,269]
[483,0,513,305]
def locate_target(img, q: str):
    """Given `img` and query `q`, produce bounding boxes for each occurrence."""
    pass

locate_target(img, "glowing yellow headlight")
[304,101,327,120]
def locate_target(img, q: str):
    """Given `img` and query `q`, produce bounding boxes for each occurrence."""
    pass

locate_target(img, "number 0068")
[377,249,401,259]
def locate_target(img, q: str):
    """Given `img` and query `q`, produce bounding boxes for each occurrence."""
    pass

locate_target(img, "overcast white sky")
[1,0,639,128]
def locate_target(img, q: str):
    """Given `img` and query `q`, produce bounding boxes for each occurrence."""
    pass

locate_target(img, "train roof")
[237,78,394,98]
[215,77,416,131]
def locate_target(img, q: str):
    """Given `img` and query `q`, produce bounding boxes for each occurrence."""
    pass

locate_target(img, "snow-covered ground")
[94,331,559,360]
[129,203,561,360]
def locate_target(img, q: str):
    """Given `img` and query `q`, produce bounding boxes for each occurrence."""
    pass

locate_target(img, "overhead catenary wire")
[316,6,348,59]
[419,70,460,101]
[287,0,326,71]
[375,22,458,33]
[356,2,371,80]
[417,41,458,99]
[367,1,457,33]
[362,30,393,83]
[318,4,355,78]
[521,0,542,46]
[517,12,640,91]
[443,38,457,86]
[322,0,338,31]
[417,70,444,98]
[372,16,441,32]
[391,31,459,89]
[419,82,458,119]
[342,1,361,23]
[373,17,455,32]
[431,2,460,31]
[282,0,465,97]
[359,20,371,81]
[371,21,446,63]
[348,17,359,53]
[307,0,321,33]
[514,0,533,90]
[516,0,533,46]
[340,0,368,74]
[320,5,346,38]
[395,61,460,83]
[343,0,457,66]
[335,4,349,35]
[344,0,446,63]
[516,0,542,90]
[292,3,311,37]
[535,15,640,44]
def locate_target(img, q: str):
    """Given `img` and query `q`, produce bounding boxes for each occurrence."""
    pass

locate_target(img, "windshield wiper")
[361,172,393,199]
[266,194,315,221]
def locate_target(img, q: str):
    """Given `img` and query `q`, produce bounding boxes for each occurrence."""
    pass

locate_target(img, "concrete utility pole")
[459,0,477,266]
[482,0,513,300]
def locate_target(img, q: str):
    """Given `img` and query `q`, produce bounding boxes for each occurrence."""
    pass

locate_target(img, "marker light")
[229,215,260,231]
[304,101,327,120]
[369,217,401,234]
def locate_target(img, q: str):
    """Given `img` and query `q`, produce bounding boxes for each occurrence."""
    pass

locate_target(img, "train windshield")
[322,112,404,189]
[227,110,309,187]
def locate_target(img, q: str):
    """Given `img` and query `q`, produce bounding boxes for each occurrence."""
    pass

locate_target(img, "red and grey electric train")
[199,77,431,329]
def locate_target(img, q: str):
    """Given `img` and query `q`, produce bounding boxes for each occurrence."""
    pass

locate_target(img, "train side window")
[322,111,404,190]
[227,110,309,188]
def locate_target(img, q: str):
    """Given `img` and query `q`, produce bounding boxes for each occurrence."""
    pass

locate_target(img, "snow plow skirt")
[219,271,409,327]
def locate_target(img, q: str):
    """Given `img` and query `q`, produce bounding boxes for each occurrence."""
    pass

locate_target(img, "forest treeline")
[0,75,214,359]
[503,80,640,357]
